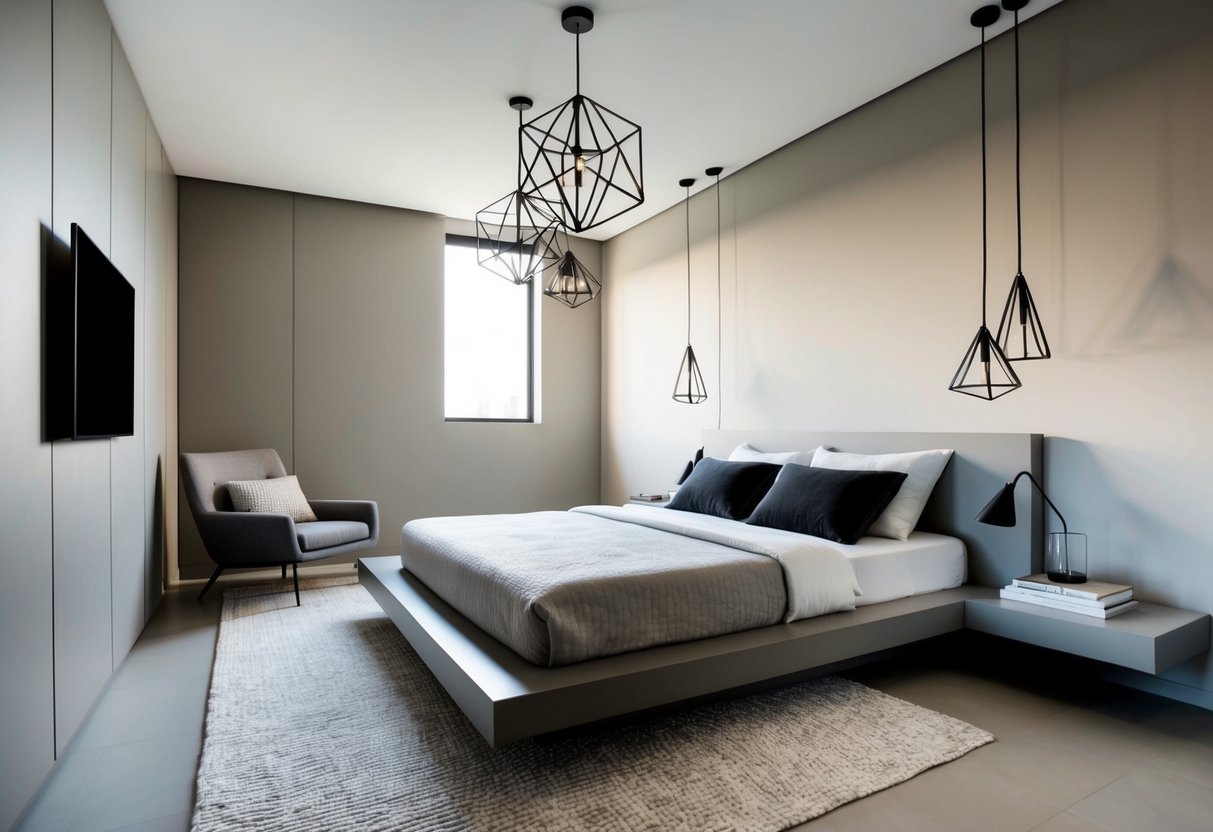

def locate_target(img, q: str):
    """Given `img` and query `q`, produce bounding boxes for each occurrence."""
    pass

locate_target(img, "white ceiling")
[105,0,1064,241]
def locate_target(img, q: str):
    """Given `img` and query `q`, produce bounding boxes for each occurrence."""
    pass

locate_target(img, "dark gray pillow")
[666,458,781,521]
[746,464,908,544]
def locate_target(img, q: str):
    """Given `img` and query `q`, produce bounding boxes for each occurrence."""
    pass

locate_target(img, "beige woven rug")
[192,579,992,832]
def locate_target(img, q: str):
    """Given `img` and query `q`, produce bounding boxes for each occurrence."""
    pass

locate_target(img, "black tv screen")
[46,224,135,440]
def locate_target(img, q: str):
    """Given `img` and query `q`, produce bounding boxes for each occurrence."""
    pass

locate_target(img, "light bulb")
[560,149,594,190]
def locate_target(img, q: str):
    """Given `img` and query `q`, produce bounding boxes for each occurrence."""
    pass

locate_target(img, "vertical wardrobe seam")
[291,194,296,474]
[49,0,58,759]
[109,24,116,670]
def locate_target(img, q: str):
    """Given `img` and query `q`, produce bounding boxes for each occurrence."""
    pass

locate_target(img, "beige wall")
[177,181,602,580]
[602,0,1213,704]
[0,0,177,827]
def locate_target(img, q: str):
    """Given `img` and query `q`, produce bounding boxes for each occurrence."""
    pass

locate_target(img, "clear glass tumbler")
[1045,532,1087,584]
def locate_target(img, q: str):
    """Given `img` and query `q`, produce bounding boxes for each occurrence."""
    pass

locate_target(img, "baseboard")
[169,561,360,589]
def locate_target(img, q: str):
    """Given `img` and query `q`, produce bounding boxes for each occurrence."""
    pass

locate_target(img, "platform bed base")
[359,555,994,746]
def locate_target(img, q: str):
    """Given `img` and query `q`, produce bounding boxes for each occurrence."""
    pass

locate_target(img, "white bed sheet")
[622,504,965,607]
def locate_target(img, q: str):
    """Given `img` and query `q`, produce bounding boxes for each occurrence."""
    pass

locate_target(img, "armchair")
[180,449,379,604]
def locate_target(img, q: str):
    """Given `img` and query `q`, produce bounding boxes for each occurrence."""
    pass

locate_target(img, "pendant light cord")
[515,107,523,237]
[1013,9,1023,274]
[715,171,722,431]
[685,183,692,345]
[516,107,523,191]
[980,24,988,328]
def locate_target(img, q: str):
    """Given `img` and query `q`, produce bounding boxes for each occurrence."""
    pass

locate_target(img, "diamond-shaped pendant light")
[521,7,643,234]
[673,178,707,404]
[949,5,1021,401]
[995,0,1051,361]
[950,325,1021,400]
[476,96,562,285]
[996,271,1051,359]
[542,226,601,308]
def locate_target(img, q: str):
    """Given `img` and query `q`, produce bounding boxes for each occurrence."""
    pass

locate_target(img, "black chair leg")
[198,566,224,601]
[281,564,287,580]
[292,563,300,607]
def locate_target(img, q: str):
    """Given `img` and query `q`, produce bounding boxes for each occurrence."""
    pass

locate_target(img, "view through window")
[444,236,534,421]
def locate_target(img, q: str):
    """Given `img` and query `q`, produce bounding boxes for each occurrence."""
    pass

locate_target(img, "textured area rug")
[193,579,992,832]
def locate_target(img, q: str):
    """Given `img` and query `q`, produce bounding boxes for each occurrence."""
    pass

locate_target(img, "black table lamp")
[977,470,1087,583]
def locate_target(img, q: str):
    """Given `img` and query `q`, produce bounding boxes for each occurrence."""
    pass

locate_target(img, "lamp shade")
[541,227,601,308]
[976,482,1018,527]
[672,344,708,404]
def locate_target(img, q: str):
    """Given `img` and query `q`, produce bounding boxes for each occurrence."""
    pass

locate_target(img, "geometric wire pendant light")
[949,4,1022,400]
[542,223,602,308]
[673,178,708,404]
[994,0,1052,361]
[520,6,644,234]
[475,96,562,285]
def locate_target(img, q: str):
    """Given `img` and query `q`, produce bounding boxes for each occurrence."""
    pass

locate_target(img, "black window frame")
[442,234,536,423]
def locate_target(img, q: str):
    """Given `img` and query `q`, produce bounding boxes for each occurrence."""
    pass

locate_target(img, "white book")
[1012,574,1134,605]
[1009,582,1134,609]
[1000,587,1139,619]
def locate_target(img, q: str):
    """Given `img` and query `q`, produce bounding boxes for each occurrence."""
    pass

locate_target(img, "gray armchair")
[180,449,379,604]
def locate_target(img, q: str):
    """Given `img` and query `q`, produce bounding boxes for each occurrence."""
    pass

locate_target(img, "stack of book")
[1000,574,1138,619]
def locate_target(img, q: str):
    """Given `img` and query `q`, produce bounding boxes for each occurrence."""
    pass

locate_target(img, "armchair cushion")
[227,475,317,522]
[296,521,371,552]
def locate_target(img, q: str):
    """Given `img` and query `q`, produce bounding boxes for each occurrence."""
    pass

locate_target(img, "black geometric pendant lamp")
[949,5,1022,400]
[542,224,602,308]
[673,178,707,404]
[475,96,561,285]
[520,6,644,234]
[994,0,1052,361]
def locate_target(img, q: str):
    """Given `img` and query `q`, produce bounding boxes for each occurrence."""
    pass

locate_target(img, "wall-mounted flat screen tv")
[46,223,135,440]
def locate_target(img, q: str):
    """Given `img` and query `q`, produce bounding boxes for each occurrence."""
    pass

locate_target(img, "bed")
[401,504,965,667]
[361,430,1043,745]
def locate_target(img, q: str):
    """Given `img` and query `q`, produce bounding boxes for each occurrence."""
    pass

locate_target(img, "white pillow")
[809,447,953,541]
[728,442,819,466]
[226,475,318,523]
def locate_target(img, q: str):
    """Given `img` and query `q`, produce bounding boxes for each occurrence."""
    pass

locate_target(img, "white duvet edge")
[570,505,861,622]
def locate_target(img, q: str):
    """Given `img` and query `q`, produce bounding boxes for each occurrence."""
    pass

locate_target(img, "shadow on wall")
[1068,50,1213,358]
[40,224,70,443]
[148,455,164,608]
[1086,254,1213,356]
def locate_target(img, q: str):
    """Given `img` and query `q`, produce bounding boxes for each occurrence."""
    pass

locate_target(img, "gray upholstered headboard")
[702,431,1043,588]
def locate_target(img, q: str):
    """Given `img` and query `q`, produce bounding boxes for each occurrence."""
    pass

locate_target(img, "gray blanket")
[401,510,787,666]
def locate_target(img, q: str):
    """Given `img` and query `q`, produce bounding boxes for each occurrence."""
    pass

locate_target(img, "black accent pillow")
[745,464,908,544]
[666,458,782,521]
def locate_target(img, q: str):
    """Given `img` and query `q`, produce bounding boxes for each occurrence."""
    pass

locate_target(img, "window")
[444,235,536,421]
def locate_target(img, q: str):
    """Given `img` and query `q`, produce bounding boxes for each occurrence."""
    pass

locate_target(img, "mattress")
[842,532,966,605]
[623,504,966,607]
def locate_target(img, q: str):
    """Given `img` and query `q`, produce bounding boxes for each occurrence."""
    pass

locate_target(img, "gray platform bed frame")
[361,431,1043,746]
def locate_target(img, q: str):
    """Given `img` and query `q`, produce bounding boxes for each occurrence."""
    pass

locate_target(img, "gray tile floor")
[15,587,1213,832]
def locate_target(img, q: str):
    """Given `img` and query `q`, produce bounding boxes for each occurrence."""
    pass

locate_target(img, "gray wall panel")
[108,35,147,666]
[177,179,294,577]
[291,196,443,559]
[0,0,55,827]
[1,2,176,824]
[51,0,115,758]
